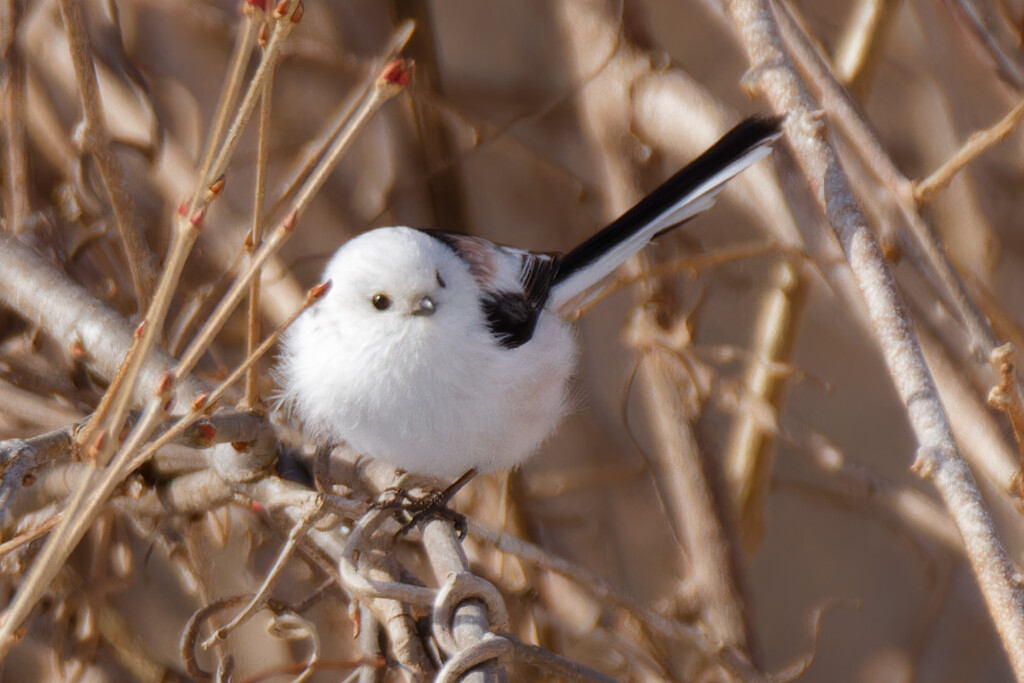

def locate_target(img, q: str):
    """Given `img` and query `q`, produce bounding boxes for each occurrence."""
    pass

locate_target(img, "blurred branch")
[944,0,1024,91]
[392,0,470,232]
[724,259,805,554]
[633,343,762,674]
[1,0,28,235]
[832,0,899,92]
[782,425,964,552]
[0,377,83,430]
[57,0,156,309]
[725,0,1024,676]
[468,515,764,680]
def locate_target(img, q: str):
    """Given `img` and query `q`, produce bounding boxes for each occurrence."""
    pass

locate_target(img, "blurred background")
[2,0,1024,680]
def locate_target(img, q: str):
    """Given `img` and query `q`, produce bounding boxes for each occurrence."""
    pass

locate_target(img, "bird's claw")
[373,469,477,539]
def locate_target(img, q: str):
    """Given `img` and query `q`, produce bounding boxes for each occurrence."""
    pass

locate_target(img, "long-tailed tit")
[277,117,783,479]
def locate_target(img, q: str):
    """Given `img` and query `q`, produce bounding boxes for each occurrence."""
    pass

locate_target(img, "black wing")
[480,252,560,349]
[422,230,560,349]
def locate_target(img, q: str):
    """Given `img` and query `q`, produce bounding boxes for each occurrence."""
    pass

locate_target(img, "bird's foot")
[375,469,477,539]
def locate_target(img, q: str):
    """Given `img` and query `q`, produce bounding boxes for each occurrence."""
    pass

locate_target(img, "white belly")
[282,308,576,479]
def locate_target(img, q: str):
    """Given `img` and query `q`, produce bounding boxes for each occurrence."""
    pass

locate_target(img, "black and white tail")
[549,116,783,311]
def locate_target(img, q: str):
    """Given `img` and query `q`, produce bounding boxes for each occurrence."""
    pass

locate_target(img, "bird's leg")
[374,468,478,539]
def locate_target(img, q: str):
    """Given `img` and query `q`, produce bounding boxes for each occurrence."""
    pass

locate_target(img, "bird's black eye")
[436,270,447,289]
[371,293,392,311]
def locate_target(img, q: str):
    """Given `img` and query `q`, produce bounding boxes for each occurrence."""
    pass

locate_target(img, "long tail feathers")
[550,116,783,312]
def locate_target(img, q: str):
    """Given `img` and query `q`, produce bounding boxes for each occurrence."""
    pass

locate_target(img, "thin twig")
[913,98,1024,204]
[201,507,320,649]
[188,0,303,217]
[195,3,259,193]
[572,240,782,319]
[944,0,1024,91]
[0,514,59,558]
[243,16,276,411]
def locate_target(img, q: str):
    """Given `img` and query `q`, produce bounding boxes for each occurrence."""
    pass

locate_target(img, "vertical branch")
[391,0,469,232]
[421,519,509,682]
[724,0,1024,676]
[57,0,156,309]
[1,0,27,234]
[832,0,899,93]
[187,0,302,217]
[987,344,1024,498]
[196,3,260,194]
[633,346,762,668]
[244,4,277,411]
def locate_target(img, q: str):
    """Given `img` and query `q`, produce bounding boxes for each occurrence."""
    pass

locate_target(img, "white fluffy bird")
[277,117,782,479]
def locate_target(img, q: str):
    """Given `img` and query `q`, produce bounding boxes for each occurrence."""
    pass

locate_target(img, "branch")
[724,0,1024,675]
[57,0,156,308]
[0,237,206,406]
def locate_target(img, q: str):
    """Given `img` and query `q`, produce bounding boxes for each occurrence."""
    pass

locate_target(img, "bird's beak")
[411,295,436,316]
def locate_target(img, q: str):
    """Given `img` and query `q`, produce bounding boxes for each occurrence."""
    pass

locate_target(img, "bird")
[276,116,783,480]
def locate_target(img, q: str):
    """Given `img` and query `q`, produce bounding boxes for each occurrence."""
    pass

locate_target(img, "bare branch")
[724,0,1024,675]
